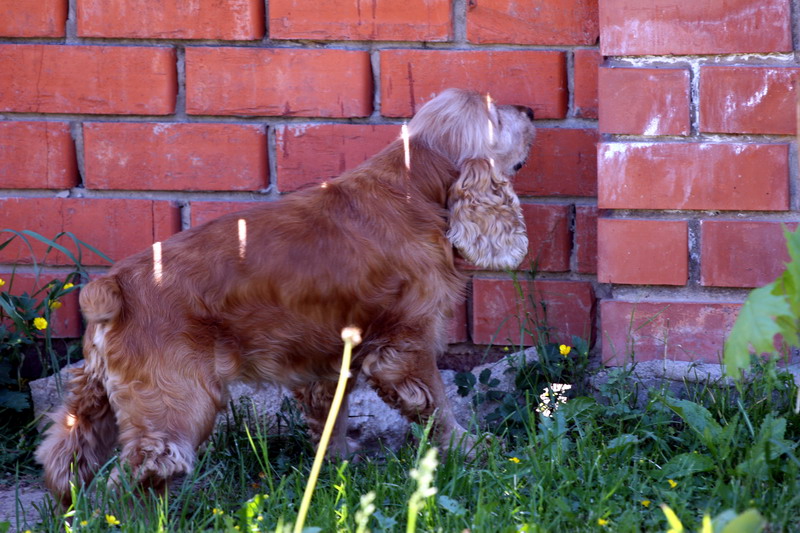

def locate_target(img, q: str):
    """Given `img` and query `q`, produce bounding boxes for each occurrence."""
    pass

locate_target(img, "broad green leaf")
[724,284,792,377]
[606,433,639,453]
[663,397,722,446]
[659,452,715,479]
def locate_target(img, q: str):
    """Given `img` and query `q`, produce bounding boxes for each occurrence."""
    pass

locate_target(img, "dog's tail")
[36,277,122,506]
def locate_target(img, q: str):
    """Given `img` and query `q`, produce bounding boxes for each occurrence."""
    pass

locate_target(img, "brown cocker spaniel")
[37,88,535,504]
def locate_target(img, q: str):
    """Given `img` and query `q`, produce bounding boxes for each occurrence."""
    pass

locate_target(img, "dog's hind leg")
[293,380,352,457]
[108,370,223,493]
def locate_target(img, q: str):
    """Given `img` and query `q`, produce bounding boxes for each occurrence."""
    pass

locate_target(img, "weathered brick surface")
[380,50,568,118]
[700,220,797,288]
[0,0,67,37]
[275,124,399,192]
[472,277,595,346]
[600,0,792,56]
[0,122,78,189]
[598,218,688,286]
[270,0,450,41]
[466,0,599,45]
[83,123,268,191]
[186,48,373,117]
[77,0,265,40]
[189,201,270,227]
[0,45,177,115]
[574,205,598,275]
[598,143,789,211]
[521,204,571,273]
[699,66,800,135]
[599,67,691,135]
[0,198,180,265]
[601,300,740,365]
[573,48,601,119]
[515,128,598,197]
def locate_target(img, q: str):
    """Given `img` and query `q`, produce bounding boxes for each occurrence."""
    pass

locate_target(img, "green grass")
[2,357,797,532]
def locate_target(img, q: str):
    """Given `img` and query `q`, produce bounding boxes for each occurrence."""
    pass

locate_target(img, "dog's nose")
[520,106,535,122]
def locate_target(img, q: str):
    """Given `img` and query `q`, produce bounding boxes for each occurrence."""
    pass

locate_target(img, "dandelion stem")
[293,327,362,533]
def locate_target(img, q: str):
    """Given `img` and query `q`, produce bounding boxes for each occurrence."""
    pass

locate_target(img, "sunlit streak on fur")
[152,242,163,284]
[401,124,410,170]
[486,93,494,145]
[238,218,247,260]
[65,413,76,429]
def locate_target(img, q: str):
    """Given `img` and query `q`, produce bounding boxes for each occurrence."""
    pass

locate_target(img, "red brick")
[0,271,82,338]
[598,219,688,286]
[598,143,789,211]
[186,48,372,117]
[0,45,176,115]
[574,204,597,274]
[447,299,468,344]
[515,128,598,197]
[0,198,180,266]
[190,201,268,227]
[380,50,567,119]
[601,300,740,365]
[0,122,77,189]
[599,67,690,135]
[0,0,67,37]
[700,220,797,288]
[270,0,450,41]
[275,124,399,192]
[520,204,571,273]
[83,123,268,192]
[467,0,598,45]
[599,0,792,56]
[77,0,265,40]
[573,49,601,119]
[699,67,800,135]
[472,277,595,346]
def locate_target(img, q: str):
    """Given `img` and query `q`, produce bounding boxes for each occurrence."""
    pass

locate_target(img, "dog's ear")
[446,159,528,270]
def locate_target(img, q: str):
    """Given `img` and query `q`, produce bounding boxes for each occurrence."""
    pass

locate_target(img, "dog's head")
[408,88,534,270]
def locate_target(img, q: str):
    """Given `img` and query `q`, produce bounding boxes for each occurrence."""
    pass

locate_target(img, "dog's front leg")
[361,345,475,456]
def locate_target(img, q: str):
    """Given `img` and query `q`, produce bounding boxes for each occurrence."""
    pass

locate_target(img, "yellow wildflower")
[50,300,63,310]
[63,282,74,290]
[105,515,120,526]
[597,518,609,526]
[641,500,651,508]
[80,520,89,526]
[668,479,678,489]
[33,317,48,330]
[0,278,5,287]
[509,457,521,464]
[559,344,571,356]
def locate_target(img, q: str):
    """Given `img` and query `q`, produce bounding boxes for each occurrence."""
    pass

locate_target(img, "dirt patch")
[0,478,49,532]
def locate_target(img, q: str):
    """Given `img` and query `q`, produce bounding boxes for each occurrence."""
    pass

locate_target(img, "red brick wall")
[0,1,599,348]
[598,0,798,365]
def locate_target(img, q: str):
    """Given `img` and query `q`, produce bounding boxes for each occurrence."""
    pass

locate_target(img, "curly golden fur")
[36,88,536,505]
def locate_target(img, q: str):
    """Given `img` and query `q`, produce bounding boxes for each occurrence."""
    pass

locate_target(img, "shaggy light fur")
[36,88,536,505]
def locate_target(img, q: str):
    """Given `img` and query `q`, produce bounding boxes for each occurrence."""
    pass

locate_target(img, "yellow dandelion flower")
[33,317,48,330]
[0,278,6,287]
[212,508,224,516]
[80,520,89,526]
[63,282,75,290]
[105,514,120,526]
[597,518,609,526]
[50,300,63,310]
[509,457,521,464]
[641,500,651,508]
[559,344,571,356]
[668,479,678,489]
